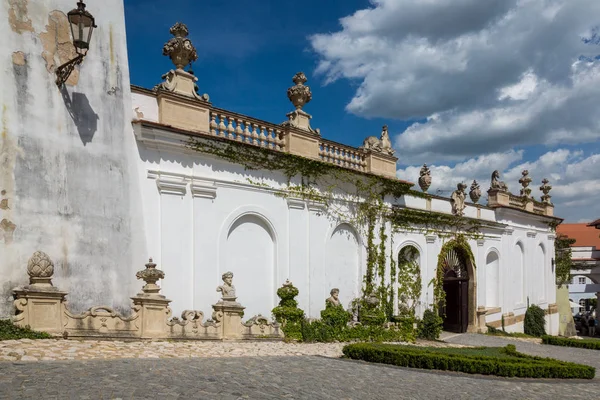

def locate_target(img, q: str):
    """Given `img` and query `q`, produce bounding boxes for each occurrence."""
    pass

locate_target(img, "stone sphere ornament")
[27,251,54,278]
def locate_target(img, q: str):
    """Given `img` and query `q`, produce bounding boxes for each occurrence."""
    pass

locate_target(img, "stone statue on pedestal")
[451,183,467,216]
[216,271,236,300]
[326,288,341,307]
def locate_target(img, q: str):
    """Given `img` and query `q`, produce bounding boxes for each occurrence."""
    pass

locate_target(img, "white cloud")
[311,0,600,161]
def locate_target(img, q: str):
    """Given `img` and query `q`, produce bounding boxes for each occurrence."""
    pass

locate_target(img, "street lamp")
[55,1,97,86]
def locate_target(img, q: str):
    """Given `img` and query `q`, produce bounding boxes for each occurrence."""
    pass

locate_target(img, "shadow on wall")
[60,87,99,146]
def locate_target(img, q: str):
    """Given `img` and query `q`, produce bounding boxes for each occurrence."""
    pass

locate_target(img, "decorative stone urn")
[287,72,312,110]
[469,180,481,203]
[418,164,432,192]
[540,178,552,204]
[135,258,165,295]
[27,251,55,286]
[162,22,198,70]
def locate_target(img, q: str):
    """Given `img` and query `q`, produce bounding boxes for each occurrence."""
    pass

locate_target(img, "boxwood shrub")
[0,319,51,340]
[342,343,595,379]
[542,335,600,350]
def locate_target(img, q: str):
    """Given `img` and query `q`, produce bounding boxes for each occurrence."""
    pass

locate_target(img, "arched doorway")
[440,245,474,333]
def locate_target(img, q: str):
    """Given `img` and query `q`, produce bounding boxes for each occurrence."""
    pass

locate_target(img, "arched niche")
[397,245,422,316]
[515,241,525,305]
[485,250,499,307]
[324,223,361,308]
[536,243,546,302]
[223,213,276,318]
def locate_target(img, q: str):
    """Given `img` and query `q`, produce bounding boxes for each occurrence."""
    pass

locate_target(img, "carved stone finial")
[469,180,481,203]
[489,170,508,191]
[418,164,432,192]
[540,178,552,204]
[136,258,165,295]
[27,251,54,286]
[451,182,467,216]
[519,170,532,198]
[287,72,312,110]
[216,271,236,301]
[162,22,198,70]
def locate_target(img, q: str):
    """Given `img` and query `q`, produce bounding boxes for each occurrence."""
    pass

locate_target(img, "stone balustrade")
[209,108,285,152]
[12,252,283,341]
[319,139,367,171]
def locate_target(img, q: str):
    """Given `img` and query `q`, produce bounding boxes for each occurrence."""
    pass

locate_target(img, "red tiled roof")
[557,223,600,248]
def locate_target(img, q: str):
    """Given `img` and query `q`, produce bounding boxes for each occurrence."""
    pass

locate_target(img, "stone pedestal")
[284,126,320,160]
[131,293,171,339]
[365,151,397,178]
[487,189,510,207]
[13,286,67,335]
[476,306,488,333]
[212,298,245,340]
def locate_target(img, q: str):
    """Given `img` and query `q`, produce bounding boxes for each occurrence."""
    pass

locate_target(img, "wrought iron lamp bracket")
[55,53,85,87]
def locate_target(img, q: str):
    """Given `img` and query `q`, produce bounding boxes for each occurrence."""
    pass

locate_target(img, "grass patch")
[542,335,600,350]
[0,319,52,340]
[342,343,595,379]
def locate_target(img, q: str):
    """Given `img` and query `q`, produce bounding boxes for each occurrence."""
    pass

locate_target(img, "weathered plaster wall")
[0,0,146,316]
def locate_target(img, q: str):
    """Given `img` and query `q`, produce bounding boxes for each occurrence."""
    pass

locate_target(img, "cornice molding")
[156,176,188,196]
[191,180,217,199]
[425,235,437,244]
[286,198,305,210]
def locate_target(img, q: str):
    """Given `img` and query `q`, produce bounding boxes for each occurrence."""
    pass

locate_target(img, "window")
[579,299,586,313]
[579,277,586,284]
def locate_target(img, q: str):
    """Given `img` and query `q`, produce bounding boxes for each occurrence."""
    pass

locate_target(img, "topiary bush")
[342,343,595,379]
[320,302,351,330]
[0,319,52,340]
[272,281,305,340]
[417,309,443,340]
[524,304,546,337]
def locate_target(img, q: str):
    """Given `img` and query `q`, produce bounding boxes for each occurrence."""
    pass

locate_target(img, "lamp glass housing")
[67,2,96,55]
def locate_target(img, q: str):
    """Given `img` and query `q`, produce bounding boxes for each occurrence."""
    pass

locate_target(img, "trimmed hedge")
[342,343,595,379]
[542,335,600,350]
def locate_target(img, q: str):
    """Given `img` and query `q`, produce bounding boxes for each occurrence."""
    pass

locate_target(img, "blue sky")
[125,0,600,222]
[125,0,407,148]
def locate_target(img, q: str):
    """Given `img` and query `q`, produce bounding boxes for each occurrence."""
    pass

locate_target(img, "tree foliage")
[555,233,576,287]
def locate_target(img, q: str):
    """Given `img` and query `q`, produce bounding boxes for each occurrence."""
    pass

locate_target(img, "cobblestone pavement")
[0,336,598,399]
[0,355,598,400]
[444,333,600,380]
